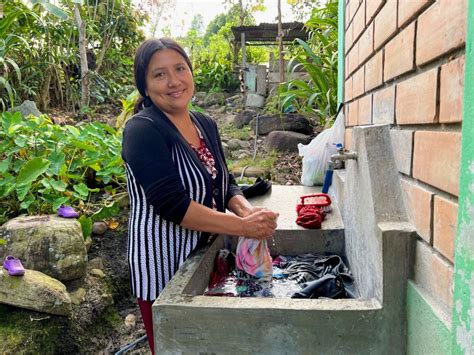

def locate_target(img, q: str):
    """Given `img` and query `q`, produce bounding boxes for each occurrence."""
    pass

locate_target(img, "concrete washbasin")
[153,125,415,354]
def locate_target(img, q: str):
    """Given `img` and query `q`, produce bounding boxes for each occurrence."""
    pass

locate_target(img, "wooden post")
[277,0,284,84]
[74,3,90,109]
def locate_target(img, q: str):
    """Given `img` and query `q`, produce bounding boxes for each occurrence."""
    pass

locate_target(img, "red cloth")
[137,298,155,354]
[296,205,326,229]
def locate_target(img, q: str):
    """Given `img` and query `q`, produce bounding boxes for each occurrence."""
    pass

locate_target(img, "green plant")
[0,111,125,224]
[277,0,338,124]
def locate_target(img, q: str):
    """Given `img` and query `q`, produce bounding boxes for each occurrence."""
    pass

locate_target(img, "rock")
[194,91,207,102]
[88,257,104,270]
[234,110,257,128]
[237,152,251,160]
[0,215,87,281]
[264,131,312,153]
[231,166,270,178]
[117,193,129,208]
[70,288,86,305]
[203,92,225,107]
[0,269,71,315]
[124,314,136,328]
[227,138,250,151]
[251,114,312,135]
[90,268,105,278]
[222,114,236,125]
[221,142,231,159]
[11,100,42,118]
[92,221,108,235]
[84,236,92,252]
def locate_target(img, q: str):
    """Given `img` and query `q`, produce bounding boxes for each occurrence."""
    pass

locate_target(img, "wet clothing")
[122,105,242,301]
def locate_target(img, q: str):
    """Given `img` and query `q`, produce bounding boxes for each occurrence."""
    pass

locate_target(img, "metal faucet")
[330,143,357,169]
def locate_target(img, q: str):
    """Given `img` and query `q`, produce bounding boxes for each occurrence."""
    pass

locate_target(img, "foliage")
[181,2,269,93]
[276,0,338,124]
[220,123,253,141]
[0,111,125,224]
[0,0,146,112]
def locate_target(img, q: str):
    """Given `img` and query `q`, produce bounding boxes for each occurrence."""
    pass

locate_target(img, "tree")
[73,1,90,109]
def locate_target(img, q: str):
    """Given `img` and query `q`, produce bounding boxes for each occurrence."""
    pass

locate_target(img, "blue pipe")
[321,166,333,194]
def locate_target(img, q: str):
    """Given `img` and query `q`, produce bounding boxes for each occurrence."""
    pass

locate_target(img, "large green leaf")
[78,216,92,239]
[15,183,31,201]
[17,157,50,185]
[73,183,89,197]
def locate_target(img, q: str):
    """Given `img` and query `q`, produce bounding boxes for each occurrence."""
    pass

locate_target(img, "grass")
[219,123,253,141]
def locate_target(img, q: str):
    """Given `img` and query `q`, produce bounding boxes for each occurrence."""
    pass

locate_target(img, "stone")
[70,287,87,305]
[252,114,313,135]
[90,268,105,278]
[117,193,130,208]
[203,92,225,107]
[84,236,92,252]
[125,313,137,328]
[88,257,104,270]
[237,152,251,160]
[11,100,42,117]
[227,138,250,151]
[231,166,270,178]
[264,131,312,153]
[193,91,207,106]
[0,215,87,281]
[234,110,257,128]
[0,269,71,315]
[245,93,265,108]
[221,142,231,159]
[92,221,108,235]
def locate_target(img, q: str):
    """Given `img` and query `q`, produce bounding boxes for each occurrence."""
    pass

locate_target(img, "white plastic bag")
[298,109,345,186]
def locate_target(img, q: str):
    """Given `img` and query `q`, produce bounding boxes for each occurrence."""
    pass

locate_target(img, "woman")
[122,38,278,353]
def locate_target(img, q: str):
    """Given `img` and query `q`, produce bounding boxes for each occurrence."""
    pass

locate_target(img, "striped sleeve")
[122,117,191,224]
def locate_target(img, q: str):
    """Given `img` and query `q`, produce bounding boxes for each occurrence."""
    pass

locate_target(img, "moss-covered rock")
[0,215,87,281]
[0,269,71,315]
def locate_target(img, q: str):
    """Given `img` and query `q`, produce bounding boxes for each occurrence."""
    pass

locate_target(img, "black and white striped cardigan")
[122,105,242,301]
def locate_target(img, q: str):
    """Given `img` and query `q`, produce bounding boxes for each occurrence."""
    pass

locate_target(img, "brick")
[396,68,438,125]
[347,43,359,76]
[365,50,383,91]
[433,196,458,263]
[398,0,431,27]
[390,129,413,175]
[358,22,374,64]
[372,85,395,124]
[413,240,454,319]
[352,67,365,98]
[416,0,467,65]
[349,0,360,24]
[440,56,465,123]
[345,23,353,53]
[346,2,351,29]
[345,128,353,149]
[345,76,353,101]
[384,22,415,81]
[347,100,359,126]
[413,131,461,196]
[374,0,397,50]
[358,94,372,125]
[401,179,432,242]
[352,1,366,41]
[366,0,385,25]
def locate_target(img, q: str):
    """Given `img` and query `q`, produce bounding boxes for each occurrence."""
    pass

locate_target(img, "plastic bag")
[298,109,345,186]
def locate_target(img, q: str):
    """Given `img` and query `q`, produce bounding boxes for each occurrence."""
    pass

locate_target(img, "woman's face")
[145,48,194,115]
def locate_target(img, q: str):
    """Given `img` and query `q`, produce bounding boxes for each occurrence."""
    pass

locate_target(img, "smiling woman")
[121,38,279,354]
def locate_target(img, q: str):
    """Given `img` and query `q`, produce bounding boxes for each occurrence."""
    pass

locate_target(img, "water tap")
[330,143,357,169]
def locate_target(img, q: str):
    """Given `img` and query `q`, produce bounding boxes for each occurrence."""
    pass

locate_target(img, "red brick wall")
[344,0,466,323]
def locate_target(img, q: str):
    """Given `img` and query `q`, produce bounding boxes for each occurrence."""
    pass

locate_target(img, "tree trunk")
[74,3,90,109]
[277,0,284,84]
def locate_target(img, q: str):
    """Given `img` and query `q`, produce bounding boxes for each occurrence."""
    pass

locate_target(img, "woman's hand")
[241,209,279,240]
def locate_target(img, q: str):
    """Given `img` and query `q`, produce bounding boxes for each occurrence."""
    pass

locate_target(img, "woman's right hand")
[241,209,279,240]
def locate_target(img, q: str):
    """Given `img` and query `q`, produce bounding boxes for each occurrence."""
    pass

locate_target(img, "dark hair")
[133,38,193,113]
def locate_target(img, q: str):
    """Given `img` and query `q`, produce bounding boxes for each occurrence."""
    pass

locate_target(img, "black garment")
[122,105,243,300]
